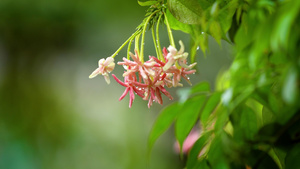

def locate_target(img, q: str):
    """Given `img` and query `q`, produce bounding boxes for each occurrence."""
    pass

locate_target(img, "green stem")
[111,30,140,58]
[151,27,159,60]
[164,12,176,48]
[156,13,165,62]
[135,33,141,56]
[127,37,134,59]
[140,11,159,63]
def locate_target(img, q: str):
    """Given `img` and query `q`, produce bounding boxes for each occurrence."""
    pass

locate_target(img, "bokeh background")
[0,0,232,169]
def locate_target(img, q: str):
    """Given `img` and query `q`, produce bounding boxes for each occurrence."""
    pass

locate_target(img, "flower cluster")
[90,41,197,108]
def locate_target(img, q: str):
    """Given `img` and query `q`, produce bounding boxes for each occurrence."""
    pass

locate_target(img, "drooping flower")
[90,40,197,108]
[112,74,145,108]
[89,57,115,84]
[163,40,189,71]
[118,51,157,82]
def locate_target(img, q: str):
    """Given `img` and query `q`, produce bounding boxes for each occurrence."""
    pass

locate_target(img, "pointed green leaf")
[148,102,180,150]
[285,143,300,169]
[175,95,207,151]
[201,92,221,126]
[186,131,212,168]
[209,21,222,44]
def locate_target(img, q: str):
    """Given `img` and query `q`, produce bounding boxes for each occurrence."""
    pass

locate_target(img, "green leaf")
[209,21,222,44]
[188,159,211,169]
[247,149,280,169]
[207,132,231,169]
[255,122,282,143]
[148,102,180,151]
[271,0,300,51]
[176,81,210,103]
[240,106,258,140]
[285,143,300,169]
[138,0,157,6]
[167,0,203,24]
[186,131,212,169]
[262,107,275,125]
[190,81,211,94]
[166,9,194,34]
[231,105,258,141]
[190,38,198,63]
[175,95,207,151]
[201,92,221,126]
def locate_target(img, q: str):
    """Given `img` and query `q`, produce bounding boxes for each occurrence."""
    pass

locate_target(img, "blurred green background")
[0,0,231,168]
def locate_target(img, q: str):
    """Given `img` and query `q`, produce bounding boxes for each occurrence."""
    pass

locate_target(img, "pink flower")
[89,57,115,84]
[118,51,157,82]
[112,74,145,108]
[103,41,197,108]
[163,40,189,71]
[142,69,173,108]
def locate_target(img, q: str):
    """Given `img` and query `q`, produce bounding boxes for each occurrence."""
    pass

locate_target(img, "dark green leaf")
[262,107,275,125]
[175,95,207,151]
[167,0,203,24]
[148,102,180,151]
[247,149,280,169]
[166,9,194,34]
[231,106,258,141]
[285,143,300,169]
[255,123,282,143]
[273,148,286,169]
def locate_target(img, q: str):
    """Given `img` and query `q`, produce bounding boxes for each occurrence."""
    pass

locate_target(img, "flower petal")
[89,68,100,79]
[178,40,185,54]
[104,74,111,84]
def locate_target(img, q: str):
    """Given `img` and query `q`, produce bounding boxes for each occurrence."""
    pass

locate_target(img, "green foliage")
[148,0,300,168]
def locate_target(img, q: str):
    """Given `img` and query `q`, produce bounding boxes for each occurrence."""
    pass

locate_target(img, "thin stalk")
[140,11,159,63]
[151,27,159,60]
[127,37,134,59]
[111,30,140,58]
[164,12,175,48]
[156,14,165,62]
[135,33,141,56]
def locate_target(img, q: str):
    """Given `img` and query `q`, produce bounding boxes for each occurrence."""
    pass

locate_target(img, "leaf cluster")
[148,0,300,168]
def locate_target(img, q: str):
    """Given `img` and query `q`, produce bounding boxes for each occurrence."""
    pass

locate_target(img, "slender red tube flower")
[112,74,145,108]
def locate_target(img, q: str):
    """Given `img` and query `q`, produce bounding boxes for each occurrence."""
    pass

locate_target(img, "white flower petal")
[98,58,105,66]
[104,57,114,66]
[167,45,177,55]
[178,40,185,54]
[89,68,100,78]
[104,74,110,84]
